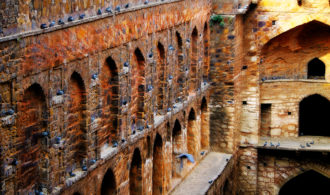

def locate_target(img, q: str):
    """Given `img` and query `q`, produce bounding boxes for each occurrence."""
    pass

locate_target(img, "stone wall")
[0,0,214,194]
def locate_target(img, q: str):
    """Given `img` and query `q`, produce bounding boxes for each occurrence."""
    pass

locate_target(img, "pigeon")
[168,75,173,80]
[79,14,85,19]
[276,142,280,148]
[310,141,314,145]
[167,108,172,112]
[121,139,126,143]
[82,165,88,171]
[125,3,130,8]
[56,137,61,144]
[270,142,274,147]
[58,19,65,25]
[148,52,153,58]
[40,24,48,29]
[97,9,102,15]
[69,171,76,177]
[200,151,205,156]
[144,0,149,5]
[90,159,96,164]
[124,61,129,67]
[208,180,213,184]
[263,141,267,147]
[300,144,305,148]
[68,16,74,22]
[112,141,118,147]
[106,7,112,13]
[49,21,56,27]
[115,6,121,12]
[92,73,98,80]
[57,90,64,95]
[6,109,14,115]
[306,143,311,147]
[169,45,174,51]
[42,131,49,137]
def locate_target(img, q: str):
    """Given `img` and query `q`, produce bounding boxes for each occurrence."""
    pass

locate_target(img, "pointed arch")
[279,170,330,195]
[189,27,198,94]
[172,119,183,178]
[152,134,164,195]
[299,94,330,136]
[130,148,143,195]
[203,23,210,82]
[187,108,199,158]
[176,31,185,103]
[307,58,325,79]
[132,48,146,133]
[157,42,166,115]
[67,71,88,171]
[200,97,209,149]
[100,56,119,147]
[101,168,117,195]
[17,83,47,191]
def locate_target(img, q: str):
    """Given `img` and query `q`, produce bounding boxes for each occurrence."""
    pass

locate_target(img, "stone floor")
[170,152,232,195]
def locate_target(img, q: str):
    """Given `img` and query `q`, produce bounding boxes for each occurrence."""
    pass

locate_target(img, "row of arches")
[98,102,209,195]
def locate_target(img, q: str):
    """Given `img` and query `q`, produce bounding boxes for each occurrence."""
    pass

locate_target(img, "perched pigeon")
[270,142,274,147]
[68,16,74,22]
[276,142,280,148]
[40,24,48,29]
[306,143,311,147]
[106,7,112,13]
[97,9,102,15]
[263,141,267,147]
[82,165,88,171]
[49,21,56,27]
[144,0,149,5]
[310,140,314,145]
[69,171,76,177]
[300,144,305,148]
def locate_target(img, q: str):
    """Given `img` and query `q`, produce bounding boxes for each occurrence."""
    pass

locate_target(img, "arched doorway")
[132,48,146,133]
[17,83,47,192]
[100,56,119,147]
[152,134,164,195]
[172,120,182,178]
[67,72,87,171]
[157,42,166,115]
[187,109,199,158]
[203,23,209,82]
[101,168,116,195]
[200,97,209,149]
[307,58,325,79]
[129,148,142,195]
[189,27,198,94]
[176,32,184,103]
[279,170,330,194]
[299,94,330,136]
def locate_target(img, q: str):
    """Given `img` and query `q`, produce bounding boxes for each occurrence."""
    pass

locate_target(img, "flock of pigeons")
[263,140,315,149]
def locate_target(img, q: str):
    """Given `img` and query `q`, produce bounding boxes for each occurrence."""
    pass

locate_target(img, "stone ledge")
[170,152,232,195]
[0,0,183,43]
[257,136,330,152]
[261,79,329,83]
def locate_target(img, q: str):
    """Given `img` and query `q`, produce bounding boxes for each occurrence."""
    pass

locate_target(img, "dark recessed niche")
[288,112,291,115]
[298,0,302,6]
[242,65,248,70]
[242,101,247,105]
[272,20,276,25]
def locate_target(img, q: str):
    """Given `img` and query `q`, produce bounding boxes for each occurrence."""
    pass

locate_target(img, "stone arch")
[152,133,164,195]
[172,119,183,178]
[299,94,330,136]
[101,168,116,195]
[176,31,185,103]
[203,22,209,82]
[307,58,325,79]
[260,20,330,80]
[67,71,88,171]
[156,42,166,115]
[17,83,48,192]
[278,170,330,195]
[100,56,119,147]
[200,97,209,149]
[260,20,330,47]
[132,48,146,134]
[129,148,143,195]
[187,108,199,158]
[189,27,198,94]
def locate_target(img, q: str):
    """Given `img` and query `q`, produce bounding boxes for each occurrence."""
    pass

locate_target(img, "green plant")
[210,14,225,28]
